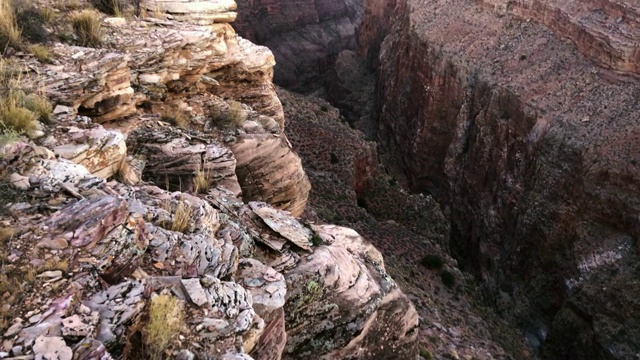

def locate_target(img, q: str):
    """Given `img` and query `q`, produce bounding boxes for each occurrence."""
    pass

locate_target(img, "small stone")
[37,238,69,250]
[37,270,63,279]
[104,17,126,26]
[10,345,22,356]
[4,320,23,337]
[9,173,29,190]
[53,105,73,115]
[33,336,72,360]
[28,313,42,324]
[181,278,209,307]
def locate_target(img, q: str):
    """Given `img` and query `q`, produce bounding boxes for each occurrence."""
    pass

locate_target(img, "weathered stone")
[33,336,72,360]
[231,133,310,217]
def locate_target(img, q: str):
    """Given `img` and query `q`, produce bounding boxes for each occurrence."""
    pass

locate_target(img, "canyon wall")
[364,0,640,358]
[233,0,363,90]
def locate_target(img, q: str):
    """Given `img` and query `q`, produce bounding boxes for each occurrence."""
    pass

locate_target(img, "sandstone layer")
[360,0,640,358]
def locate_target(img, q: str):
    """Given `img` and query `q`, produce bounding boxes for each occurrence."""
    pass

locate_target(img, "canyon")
[0,0,638,359]
[236,0,640,358]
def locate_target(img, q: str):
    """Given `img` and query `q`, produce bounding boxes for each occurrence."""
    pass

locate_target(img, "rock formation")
[233,0,364,91]
[0,1,418,359]
[358,0,640,358]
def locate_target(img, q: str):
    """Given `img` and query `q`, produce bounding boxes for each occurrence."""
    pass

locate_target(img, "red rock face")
[363,0,640,357]
[233,0,363,90]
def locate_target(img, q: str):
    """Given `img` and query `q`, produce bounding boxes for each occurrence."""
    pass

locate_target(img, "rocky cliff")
[233,0,363,91]
[0,1,418,359]
[362,0,640,358]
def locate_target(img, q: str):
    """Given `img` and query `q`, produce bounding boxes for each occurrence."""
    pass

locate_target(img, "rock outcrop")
[0,1,418,359]
[360,0,640,357]
[21,2,308,215]
[233,0,364,91]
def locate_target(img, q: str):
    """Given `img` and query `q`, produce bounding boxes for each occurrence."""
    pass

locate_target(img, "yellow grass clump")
[0,0,22,51]
[71,10,103,47]
[144,294,184,359]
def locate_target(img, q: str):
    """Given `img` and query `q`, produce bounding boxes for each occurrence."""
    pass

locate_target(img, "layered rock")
[363,0,640,357]
[0,128,417,359]
[476,0,640,79]
[18,5,309,214]
[233,0,364,90]
[0,2,419,359]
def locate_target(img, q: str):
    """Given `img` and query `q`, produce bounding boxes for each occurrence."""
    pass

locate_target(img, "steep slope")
[362,0,640,358]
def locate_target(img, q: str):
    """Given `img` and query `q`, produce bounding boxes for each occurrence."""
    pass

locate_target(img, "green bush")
[419,348,433,359]
[330,152,339,164]
[419,254,444,270]
[440,270,455,288]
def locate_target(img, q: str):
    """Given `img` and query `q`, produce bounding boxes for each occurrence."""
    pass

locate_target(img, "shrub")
[0,0,22,50]
[0,126,18,145]
[14,5,48,44]
[29,44,52,64]
[71,10,103,47]
[330,152,339,164]
[144,294,184,359]
[19,92,53,123]
[0,103,37,134]
[440,269,455,288]
[419,254,444,270]
[419,349,433,359]
[320,105,328,112]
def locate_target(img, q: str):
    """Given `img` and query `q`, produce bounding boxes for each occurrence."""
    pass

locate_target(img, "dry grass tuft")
[192,169,211,194]
[210,100,248,128]
[0,225,13,243]
[29,44,52,64]
[39,258,69,272]
[0,226,14,262]
[170,202,191,233]
[144,294,184,359]
[19,91,53,123]
[0,102,37,134]
[0,0,22,51]
[0,60,52,132]
[71,10,103,47]
[0,273,17,293]
[38,7,56,23]
[160,107,189,129]
[161,201,192,233]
